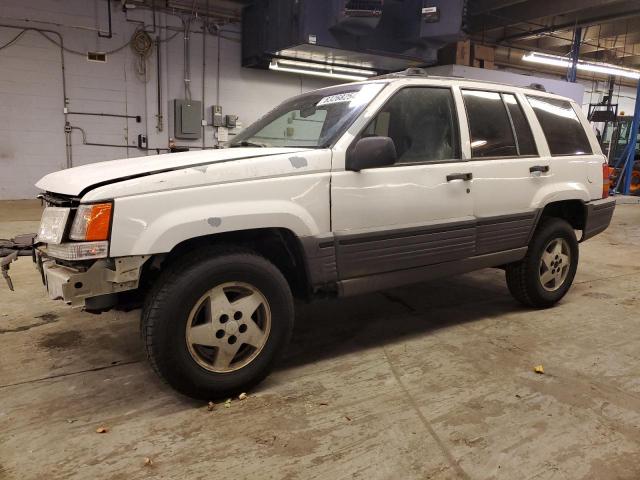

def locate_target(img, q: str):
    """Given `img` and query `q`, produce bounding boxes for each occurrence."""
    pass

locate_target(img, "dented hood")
[36,147,310,197]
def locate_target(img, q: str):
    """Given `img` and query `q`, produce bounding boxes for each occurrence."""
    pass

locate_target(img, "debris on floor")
[534,365,545,374]
[207,401,215,411]
[96,426,109,434]
[144,457,153,466]
[238,392,247,400]
[224,398,232,408]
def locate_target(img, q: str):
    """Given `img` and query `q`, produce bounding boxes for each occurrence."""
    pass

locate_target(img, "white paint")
[108,149,332,256]
[0,0,336,199]
[34,77,605,275]
[36,147,310,196]
[331,77,602,234]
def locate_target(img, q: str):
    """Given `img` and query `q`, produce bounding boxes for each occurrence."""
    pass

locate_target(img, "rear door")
[461,88,548,255]
[330,85,475,279]
[525,94,601,201]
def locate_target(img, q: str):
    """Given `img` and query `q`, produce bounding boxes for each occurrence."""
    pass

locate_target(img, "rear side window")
[526,96,592,156]
[462,90,517,158]
[503,94,537,156]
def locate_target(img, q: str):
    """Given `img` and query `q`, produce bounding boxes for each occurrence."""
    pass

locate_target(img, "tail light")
[602,163,610,199]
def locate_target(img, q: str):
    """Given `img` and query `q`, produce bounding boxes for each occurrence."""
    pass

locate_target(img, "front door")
[330,86,475,279]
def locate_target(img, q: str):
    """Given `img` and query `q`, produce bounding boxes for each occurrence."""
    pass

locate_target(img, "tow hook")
[0,233,37,291]
[1,251,18,291]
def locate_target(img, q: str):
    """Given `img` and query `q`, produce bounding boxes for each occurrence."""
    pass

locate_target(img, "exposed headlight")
[37,207,70,244]
[44,241,109,261]
[70,203,112,241]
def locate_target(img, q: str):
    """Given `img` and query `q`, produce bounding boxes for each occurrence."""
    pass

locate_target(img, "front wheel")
[141,247,294,399]
[506,218,579,308]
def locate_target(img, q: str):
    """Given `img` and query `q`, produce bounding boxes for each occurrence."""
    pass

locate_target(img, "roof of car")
[373,68,563,99]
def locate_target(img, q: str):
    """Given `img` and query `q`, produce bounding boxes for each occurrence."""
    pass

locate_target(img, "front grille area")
[38,192,80,208]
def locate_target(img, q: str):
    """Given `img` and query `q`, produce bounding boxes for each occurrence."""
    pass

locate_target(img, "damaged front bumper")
[2,233,150,309]
[36,249,150,308]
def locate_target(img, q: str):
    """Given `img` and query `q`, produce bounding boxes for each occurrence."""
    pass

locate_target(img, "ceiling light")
[522,52,640,80]
[269,60,375,82]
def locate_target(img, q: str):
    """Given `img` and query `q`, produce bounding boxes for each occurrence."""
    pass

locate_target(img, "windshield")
[230,82,386,148]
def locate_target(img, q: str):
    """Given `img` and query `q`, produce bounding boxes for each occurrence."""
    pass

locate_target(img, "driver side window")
[360,87,461,164]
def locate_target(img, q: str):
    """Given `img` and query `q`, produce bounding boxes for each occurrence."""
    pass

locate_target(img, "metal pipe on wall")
[155,36,163,132]
[202,6,207,149]
[98,0,113,38]
[0,24,70,167]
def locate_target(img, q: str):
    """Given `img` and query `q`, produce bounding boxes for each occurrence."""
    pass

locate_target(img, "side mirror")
[347,136,397,172]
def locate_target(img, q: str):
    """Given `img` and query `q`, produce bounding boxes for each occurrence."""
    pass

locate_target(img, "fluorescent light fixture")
[522,52,640,80]
[269,59,375,81]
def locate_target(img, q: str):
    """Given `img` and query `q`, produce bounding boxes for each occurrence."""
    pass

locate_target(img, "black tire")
[141,246,294,400]
[506,218,579,308]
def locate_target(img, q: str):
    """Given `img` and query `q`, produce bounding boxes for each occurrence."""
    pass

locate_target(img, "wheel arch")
[538,199,587,231]
[140,227,314,300]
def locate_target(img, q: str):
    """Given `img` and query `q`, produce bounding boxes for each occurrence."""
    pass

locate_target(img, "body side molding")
[337,247,528,297]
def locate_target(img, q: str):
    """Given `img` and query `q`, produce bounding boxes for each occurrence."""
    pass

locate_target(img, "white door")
[330,86,475,279]
[460,89,550,255]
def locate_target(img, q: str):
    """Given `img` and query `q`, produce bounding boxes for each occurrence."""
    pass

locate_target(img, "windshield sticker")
[317,92,357,106]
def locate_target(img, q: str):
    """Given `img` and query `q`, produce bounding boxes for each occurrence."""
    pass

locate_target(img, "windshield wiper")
[230,140,269,148]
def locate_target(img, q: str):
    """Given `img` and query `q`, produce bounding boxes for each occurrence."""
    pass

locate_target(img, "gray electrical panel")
[173,99,202,140]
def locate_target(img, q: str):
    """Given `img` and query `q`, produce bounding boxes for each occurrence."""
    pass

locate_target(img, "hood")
[36,147,310,197]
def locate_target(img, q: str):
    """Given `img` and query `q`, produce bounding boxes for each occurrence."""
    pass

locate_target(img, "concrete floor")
[1,200,640,480]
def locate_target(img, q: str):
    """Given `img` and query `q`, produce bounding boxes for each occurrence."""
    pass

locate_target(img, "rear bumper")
[37,250,149,308]
[581,197,616,242]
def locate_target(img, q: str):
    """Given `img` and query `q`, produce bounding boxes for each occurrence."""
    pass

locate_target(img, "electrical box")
[225,115,238,129]
[212,105,224,127]
[173,99,202,140]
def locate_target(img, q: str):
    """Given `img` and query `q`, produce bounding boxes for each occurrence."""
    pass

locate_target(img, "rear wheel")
[141,247,294,399]
[506,218,579,308]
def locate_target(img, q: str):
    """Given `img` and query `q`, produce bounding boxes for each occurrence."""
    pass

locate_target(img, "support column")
[566,26,582,83]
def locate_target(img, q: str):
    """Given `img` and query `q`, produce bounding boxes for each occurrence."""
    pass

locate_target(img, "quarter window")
[462,90,517,158]
[526,96,592,156]
[360,87,460,164]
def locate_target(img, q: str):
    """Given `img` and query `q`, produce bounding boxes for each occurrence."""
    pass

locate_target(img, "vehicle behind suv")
[21,71,615,399]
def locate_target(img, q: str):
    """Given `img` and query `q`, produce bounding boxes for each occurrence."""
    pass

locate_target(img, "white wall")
[0,0,336,199]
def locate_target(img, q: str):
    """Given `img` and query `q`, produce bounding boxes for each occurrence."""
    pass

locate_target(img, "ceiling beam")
[468,0,629,32]
[621,54,640,66]
[467,0,528,15]
[579,33,640,54]
[583,17,640,40]
[497,6,640,42]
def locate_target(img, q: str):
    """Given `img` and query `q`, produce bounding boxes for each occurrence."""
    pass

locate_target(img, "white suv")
[28,70,615,398]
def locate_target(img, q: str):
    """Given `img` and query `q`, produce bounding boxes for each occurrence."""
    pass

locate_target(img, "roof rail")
[528,83,546,92]
[403,67,429,76]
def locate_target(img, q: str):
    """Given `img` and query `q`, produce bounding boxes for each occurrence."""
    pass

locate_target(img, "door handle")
[446,172,473,182]
[529,165,550,173]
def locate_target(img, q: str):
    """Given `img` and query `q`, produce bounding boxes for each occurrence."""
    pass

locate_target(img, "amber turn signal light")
[69,203,113,241]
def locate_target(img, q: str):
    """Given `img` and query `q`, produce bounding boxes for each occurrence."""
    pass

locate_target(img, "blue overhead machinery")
[612,81,640,195]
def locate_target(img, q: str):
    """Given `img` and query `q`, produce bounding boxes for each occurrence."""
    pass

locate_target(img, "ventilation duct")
[242,0,467,74]
[331,0,384,36]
